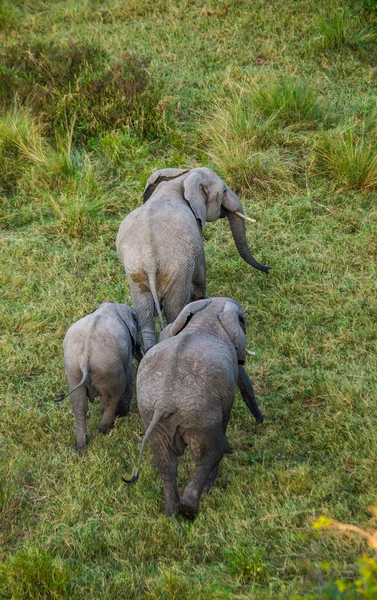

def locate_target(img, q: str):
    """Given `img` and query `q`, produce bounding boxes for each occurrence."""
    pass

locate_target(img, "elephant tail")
[56,367,89,402]
[122,408,164,485]
[149,273,164,330]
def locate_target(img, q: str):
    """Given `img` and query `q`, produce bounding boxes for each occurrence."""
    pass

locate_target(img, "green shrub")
[0,39,166,143]
[0,546,73,600]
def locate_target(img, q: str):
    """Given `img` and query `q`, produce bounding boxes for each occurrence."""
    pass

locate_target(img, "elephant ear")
[183,171,207,229]
[115,304,141,350]
[218,301,246,365]
[143,168,190,202]
[159,299,212,341]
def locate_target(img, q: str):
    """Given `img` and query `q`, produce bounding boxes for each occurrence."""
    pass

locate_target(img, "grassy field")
[1,0,377,598]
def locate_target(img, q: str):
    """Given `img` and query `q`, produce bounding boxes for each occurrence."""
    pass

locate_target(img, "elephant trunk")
[225,210,271,274]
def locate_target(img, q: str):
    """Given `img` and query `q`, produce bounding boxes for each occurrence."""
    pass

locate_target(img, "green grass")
[1,0,377,598]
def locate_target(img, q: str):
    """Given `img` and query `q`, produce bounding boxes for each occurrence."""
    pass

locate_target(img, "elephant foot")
[176,501,198,521]
[99,422,114,434]
[203,481,215,495]
[76,434,89,453]
[77,445,87,453]
[164,504,179,518]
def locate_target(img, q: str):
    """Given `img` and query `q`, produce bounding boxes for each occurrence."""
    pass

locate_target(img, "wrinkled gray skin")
[61,302,142,452]
[125,297,263,520]
[116,167,270,351]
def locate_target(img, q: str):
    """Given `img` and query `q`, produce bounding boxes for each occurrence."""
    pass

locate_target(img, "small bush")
[0,546,73,600]
[251,78,324,127]
[0,39,166,143]
[310,511,377,599]
[314,121,377,191]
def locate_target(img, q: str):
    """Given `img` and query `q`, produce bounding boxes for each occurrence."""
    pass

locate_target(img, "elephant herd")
[61,167,270,519]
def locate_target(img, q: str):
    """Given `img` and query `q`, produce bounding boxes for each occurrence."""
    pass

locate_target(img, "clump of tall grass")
[0,107,78,192]
[314,119,377,191]
[0,107,114,233]
[315,8,347,51]
[204,92,296,194]
[314,7,376,52]
[45,155,115,237]
[0,546,73,600]
[0,106,50,194]
[251,78,324,127]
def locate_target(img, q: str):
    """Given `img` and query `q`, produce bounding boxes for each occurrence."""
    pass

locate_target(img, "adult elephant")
[123,297,263,520]
[116,167,270,350]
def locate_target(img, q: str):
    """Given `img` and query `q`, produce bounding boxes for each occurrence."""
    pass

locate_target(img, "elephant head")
[159,297,246,364]
[143,167,270,274]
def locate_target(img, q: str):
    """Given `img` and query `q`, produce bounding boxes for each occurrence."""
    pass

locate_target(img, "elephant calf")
[124,297,263,520]
[61,302,142,451]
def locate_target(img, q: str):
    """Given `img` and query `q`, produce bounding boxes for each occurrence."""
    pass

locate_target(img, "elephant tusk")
[246,349,256,356]
[234,211,256,224]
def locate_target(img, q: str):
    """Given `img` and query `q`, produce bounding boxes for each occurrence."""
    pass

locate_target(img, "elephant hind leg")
[162,283,192,324]
[190,256,206,302]
[149,432,179,517]
[177,431,226,520]
[99,395,118,434]
[98,369,128,432]
[128,279,157,351]
[203,465,219,494]
[115,386,132,418]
